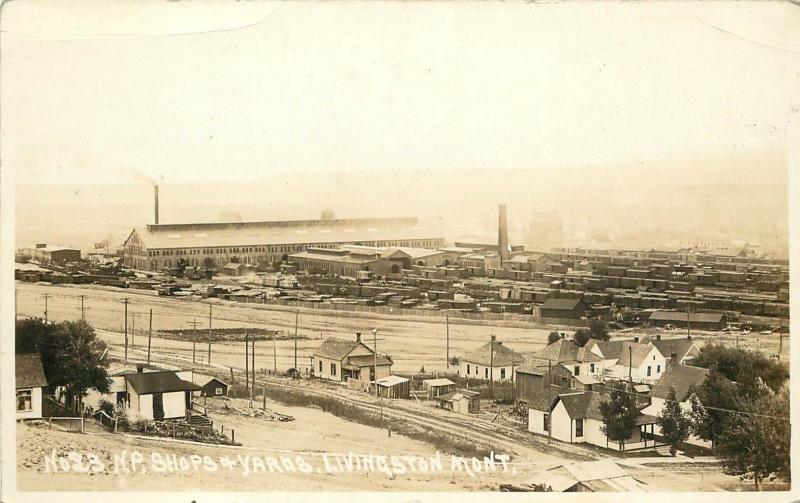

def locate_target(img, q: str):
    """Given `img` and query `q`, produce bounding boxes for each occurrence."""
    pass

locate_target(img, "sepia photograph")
[1,1,798,501]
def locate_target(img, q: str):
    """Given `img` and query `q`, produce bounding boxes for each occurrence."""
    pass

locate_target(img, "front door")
[152,393,164,420]
[185,391,191,411]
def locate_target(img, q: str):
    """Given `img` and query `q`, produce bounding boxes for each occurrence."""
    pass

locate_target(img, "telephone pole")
[43,294,51,324]
[251,337,256,401]
[294,309,299,370]
[272,331,277,375]
[147,309,153,365]
[547,359,553,443]
[122,298,130,362]
[79,295,86,320]
[445,312,450,370]
[207,304,213,364]
[245,332,250,391]
[131,312,137,348]
[489,335,496,396]
[372,328,383,430]
[186,318,201,364]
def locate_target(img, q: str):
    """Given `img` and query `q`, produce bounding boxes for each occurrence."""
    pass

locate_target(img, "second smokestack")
[498,204,509,263]
[154,185,159,225]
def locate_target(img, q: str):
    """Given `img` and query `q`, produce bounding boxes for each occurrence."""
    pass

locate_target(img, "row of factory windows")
[136,239,444,258]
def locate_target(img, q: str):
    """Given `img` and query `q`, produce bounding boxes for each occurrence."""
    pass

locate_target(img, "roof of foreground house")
[125,371,202,395]
[16,353,48,389]
[650,364,710,401]
[314,337,363,360]
[462,340,525,367]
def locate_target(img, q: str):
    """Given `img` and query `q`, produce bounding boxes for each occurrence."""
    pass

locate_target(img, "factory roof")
[128,217,441,250]
[290,249,383,265]
[648,311,726,323]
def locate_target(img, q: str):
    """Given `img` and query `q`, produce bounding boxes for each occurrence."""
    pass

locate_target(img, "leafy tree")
[16,318,111,411]
[599,388,641,453]
[588,319,610,341]
[573,329,591,347]
[657,386,691,456]
[693,343,788,394]
[547,331,562,344]
[714,388,790,491]
[689,370,739,446]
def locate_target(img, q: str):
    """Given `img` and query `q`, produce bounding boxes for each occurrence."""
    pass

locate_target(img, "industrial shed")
[647,311,727,330]
[539,298,589,319]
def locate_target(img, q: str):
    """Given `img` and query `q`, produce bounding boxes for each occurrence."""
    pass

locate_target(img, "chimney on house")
[136,364,144,373]
[656,334,661,341]
[355,332,361,343]
[670,344,678,365]
[633,336,640,343]
[498,204,510,263]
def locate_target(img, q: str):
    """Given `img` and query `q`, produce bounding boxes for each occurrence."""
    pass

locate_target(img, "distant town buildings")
[17,244,81,265]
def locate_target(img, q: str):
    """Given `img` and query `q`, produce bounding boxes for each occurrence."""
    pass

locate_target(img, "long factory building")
[123,217,445,271]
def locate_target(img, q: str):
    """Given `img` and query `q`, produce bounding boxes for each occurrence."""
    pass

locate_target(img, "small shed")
[422,378,456,399]
[373,375,410,399]
[435,388,480,414]
[193,374,229,397]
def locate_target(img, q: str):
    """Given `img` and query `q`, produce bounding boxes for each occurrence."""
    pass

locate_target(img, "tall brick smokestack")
[154,185,159,225]
[498,204,509,263]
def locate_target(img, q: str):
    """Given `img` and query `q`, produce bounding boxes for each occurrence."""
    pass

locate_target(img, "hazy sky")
[3,1,799,186]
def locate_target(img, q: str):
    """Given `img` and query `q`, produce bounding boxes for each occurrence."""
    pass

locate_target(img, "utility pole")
[251,337,256,399]
[245,332,250,392]
[372,328,383,430]
[122,298,130,362]
[778,316,785,360]
[147,309,153,365]
[446,312,450,370]
[186,318,200,364]
[489,335,496,396]
[207,304,212,365]
[79,295,86,320]
[131,312,136,348]
[687,305,692,340]
[43,294,51,324]
[294,309,299,371]
[628,345,632,382]
[547,359,552,443]
[272,331,277,375]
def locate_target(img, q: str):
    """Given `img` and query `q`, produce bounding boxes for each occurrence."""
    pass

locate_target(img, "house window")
[485,368,489,379]
[466,364,470,375]
[574,366,580,376]
[543,413,550,432]
[16,389,32,411]
[590,363,595,373]
[657,365,661,373]
[215,387,223,395]
[330,363,337,376]
[319,360,323,372]
[575,419,584,437]
[647,366,652,377]
[501,368,506,379]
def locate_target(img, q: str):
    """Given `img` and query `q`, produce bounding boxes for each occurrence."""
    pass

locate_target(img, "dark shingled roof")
[125,371,203,395]
[524,340,603,369]
[527,384,571,412]
[556,391,657,424]
[346,354,392,367]
[16,353,48,389]
[651,364,710,401]
[462,340,525,367]
[647,338,699,362]
[314,337,361,360]
[541,298,585,311]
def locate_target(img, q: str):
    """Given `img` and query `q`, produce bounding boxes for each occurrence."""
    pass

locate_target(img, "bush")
[547,331,561,344]
[98,399,115,417]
